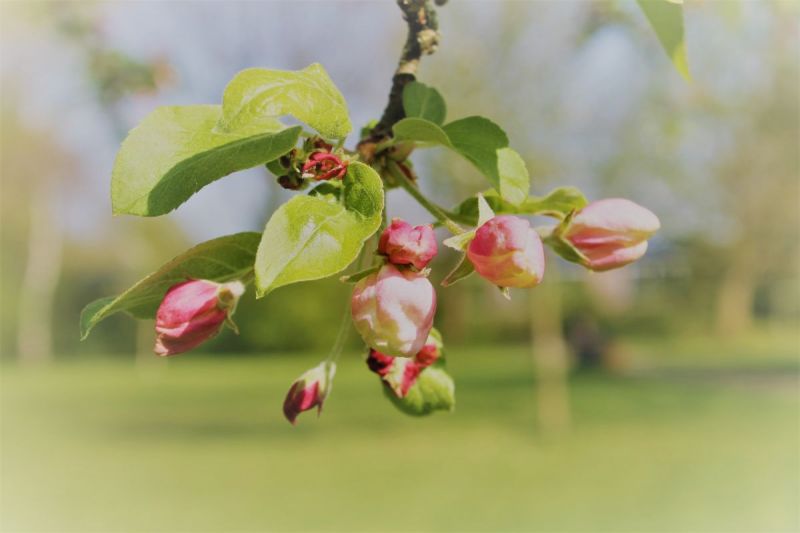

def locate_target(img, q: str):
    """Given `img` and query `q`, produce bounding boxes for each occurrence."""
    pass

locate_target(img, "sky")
[1,1,789,248]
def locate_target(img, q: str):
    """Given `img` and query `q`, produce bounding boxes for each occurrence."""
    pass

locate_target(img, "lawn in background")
[2,332,798,532]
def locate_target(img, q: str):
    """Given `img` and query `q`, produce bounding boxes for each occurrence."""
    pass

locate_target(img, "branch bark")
[368,0,444,142]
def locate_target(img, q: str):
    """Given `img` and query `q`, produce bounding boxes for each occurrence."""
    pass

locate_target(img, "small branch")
[387,161,464,235]
[368,0,443,141]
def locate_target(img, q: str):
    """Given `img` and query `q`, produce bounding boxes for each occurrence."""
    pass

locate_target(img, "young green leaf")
[441,253,475,287]
[254,162,384,297]
[520,186,588,219]
[219,63,352,139]
[637,0,690,80]
[111,105,301,216]
[383,364,456,416]
[402,81,447,125]
[393,117,453,147]
[392,115,530,205]
[80,232,260,340]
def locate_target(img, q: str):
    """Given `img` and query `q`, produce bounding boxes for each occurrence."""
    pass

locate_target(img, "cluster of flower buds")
[282,361,336,425]
[153,279,245,356]
[274,138,349,190]
[351,219,439,358]
[366,332,442,398]
[555,198,660,271]
[455,196,660,291]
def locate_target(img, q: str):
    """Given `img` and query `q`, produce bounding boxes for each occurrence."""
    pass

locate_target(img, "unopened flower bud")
[283,362,336,425]
[378,218,438,270]
[467,215,545,288]
[351,264,436,357]
[154,279,244,357]
[366,349,422,398]
[564,198,660,271]
[302,152,348,181]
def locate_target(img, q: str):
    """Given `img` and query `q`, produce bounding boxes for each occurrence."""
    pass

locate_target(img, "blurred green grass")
[2,335,798,532]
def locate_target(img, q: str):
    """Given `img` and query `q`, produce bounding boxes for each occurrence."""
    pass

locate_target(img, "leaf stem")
[387,161,464,235]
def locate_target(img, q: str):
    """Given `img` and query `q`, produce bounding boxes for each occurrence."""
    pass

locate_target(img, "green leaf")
[80,232,260,340]
[392,115,530,205]
[520,186,588,219]
[441,253,475,287]
[451,191,519,226]
[111,105,301,216]
[637,0,691,80]
[219,63,352,138]
[255,162,384,297]
[265,158,286,177]
[402,81,447,125]
[452,187,589,226]
[495,148,530,205]
[393,117,453,147]
[384,364,456,416]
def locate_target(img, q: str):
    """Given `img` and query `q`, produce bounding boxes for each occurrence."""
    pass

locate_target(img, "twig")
[368,0,444,141]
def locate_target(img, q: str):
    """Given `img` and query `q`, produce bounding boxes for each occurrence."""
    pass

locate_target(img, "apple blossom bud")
[378,218,438,270]
[351,264,436,357]
[154,279,244,357]
[302,152,348,181]
[283,362,336,424]
[366,349,422,398]
[467,215,545,288]
[564,198,660,271]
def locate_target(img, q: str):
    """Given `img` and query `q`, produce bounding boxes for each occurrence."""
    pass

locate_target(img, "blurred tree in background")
[0,1,797,362]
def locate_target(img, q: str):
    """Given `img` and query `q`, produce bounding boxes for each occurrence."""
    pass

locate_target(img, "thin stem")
[387,161,464,235]
[326,299,352,364]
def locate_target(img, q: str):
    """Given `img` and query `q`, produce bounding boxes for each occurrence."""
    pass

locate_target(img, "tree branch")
[368,0,444,141]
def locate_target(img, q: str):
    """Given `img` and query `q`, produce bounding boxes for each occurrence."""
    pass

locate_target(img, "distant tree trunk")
[17,181,62,365]
[530,265,571,435]
[715,259,757,336]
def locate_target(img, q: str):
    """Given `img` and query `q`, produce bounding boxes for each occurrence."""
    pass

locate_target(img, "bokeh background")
[1,1,798,532]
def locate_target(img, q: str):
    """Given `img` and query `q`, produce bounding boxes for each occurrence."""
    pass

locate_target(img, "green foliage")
[452,186,588,226]
[638,0,690,80]
[441,254,475,287]
[393,110,530,205]
[80,232,260,339]
[254,162,384,297]
[384,363,456,416]
[111,105,301,216]
[402,81,447,125]
[219,63,352,139]
[521,186,588,218]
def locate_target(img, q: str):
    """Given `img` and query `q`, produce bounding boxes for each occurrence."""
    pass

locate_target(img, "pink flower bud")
[283,362,336,424]
[564,198,660,271]
[302,152,348,181]
[366,349,422,398]
[467,215,545,288]
[154,279,244,356]
[378,218,438,270]
[351,264,436,357]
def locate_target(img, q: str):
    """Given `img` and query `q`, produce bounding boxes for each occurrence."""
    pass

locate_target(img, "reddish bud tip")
[302,152,348,181]
[154,279,244,357]
[283,362,336,424]
[366,350,422,398]
[378,218,438,270]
